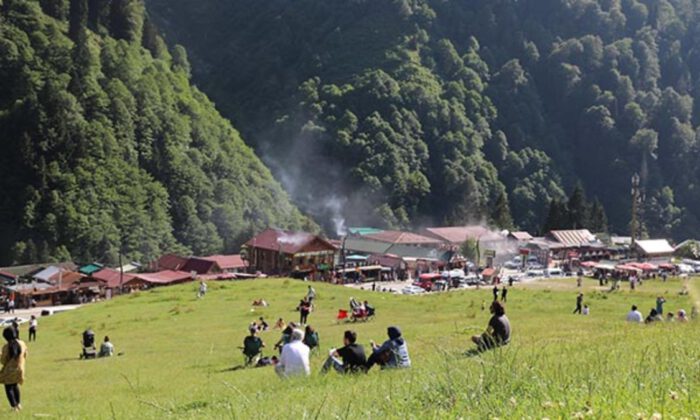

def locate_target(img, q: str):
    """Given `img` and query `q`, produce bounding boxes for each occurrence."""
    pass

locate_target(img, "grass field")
[10,276,700,418]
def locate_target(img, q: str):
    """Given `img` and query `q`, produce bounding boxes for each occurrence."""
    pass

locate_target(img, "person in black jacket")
[321,330,367,374]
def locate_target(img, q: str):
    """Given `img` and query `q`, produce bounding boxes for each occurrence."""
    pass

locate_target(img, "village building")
[633,239,675,260]
[90,268,137,296]
[507,231,533,243]
[244,228,336,277]
[524,229,608,266]
[421,226,505,247]
[200,254,248,273]
[0,271,17,285]
[78,263,104,276]
[151,254,189,271]
[124,270,194,289]
[181,257,222,275]
[344,230,444,260]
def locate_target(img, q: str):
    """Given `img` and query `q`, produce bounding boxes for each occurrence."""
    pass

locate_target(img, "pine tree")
[589,198,608,233]
[542,199,568,233]
[141,15,166,58]
[40,0,68,19]
[491,190,514,230]
[88,0,112,33]
[109,0,143,42]
[68,0,88,43]
[567,183,589,229]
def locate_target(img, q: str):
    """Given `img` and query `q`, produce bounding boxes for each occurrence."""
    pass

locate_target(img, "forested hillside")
[147,0,700,239]
[0,0,311,265]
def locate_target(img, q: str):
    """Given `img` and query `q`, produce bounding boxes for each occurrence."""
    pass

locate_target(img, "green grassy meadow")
[11,277,700,418]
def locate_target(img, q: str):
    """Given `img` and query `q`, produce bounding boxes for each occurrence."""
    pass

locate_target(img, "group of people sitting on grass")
[274,325,411,377]
[625,296,695,323]
[349,297,375,320]
[240,295,511,376]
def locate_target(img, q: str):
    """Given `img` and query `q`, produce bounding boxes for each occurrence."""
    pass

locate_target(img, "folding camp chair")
[336,309,349,323]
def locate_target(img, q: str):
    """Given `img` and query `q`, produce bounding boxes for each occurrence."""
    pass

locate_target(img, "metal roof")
[245,228,335,254]
[363,230,442,245]
[547,230,597,246]
[422,226,504,244]
[200,255,248,270]
[634,239,674,256]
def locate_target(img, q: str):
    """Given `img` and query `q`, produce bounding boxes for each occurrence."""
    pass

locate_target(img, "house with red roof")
[200,254,248,273]
[244,228,336,276]
[90,268,136,291]
[181,257,222,275]
[151,254,189,271]
[124,270,194,289]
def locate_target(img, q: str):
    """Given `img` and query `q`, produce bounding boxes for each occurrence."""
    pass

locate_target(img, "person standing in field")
[656,296,666,315]
[298,298,311,325]
[577,276,582,288]
[275,328,310,378]
[306,286,316,303]
[0,327,27,412]
[197,281,207,299]
[492,286,499,301]
[501,287,508,302]
[27,316,37,342]
[573,293,583,314]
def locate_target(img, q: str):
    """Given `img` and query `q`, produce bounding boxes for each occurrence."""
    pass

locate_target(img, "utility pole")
[341,235,347,283]
[118,246,124,296]
[630,173,641,251]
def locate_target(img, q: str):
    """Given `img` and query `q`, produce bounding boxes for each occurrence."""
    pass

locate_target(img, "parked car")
[401,285,426,295]
[546,268,563,277]
[0,317,27,327]
[526,269,545,277]
[677,263,694,274]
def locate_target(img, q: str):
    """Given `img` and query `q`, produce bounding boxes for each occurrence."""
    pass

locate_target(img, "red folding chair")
[336,309,349,323]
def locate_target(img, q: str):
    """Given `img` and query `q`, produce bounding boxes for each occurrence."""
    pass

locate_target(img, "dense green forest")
[147,0,700,240]
[0,0,311,265]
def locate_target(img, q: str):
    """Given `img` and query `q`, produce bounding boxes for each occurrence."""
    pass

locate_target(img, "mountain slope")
[147,0,700,239]
[0,0,311,265]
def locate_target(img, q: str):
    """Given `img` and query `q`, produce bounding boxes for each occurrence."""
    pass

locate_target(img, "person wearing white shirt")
[275,329,310,378]
[626,305,643,323]
[28,316,37,342]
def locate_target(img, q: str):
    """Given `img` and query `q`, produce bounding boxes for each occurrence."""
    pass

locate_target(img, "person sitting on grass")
[275,328,310,378]
[363,301,375,317]
[258,317,269,331]
[321,330,367,374]
[252,299,269,307]
[302,325,319,353]
[349,297,361,312]
[274,322,297,353]
[678,309,688,322]
[626,305,643,323]
[645,308,663,324]
[98,336,114,358]
[471,300,511,352]
[243,326,265,366]
[274,318,285,330]
[366,326,410,371]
